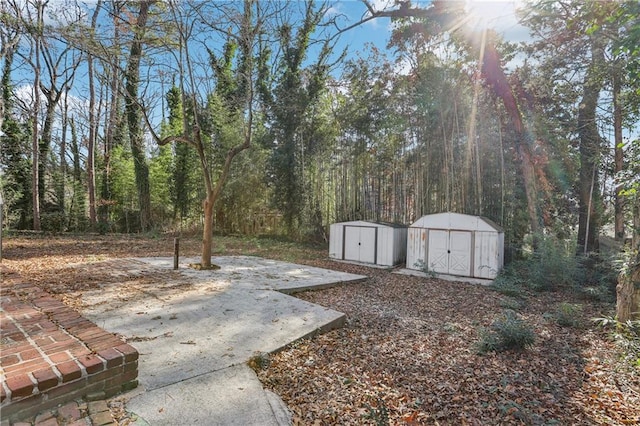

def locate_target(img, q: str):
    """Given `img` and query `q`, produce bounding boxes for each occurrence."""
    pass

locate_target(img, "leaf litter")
[2,234,638,425]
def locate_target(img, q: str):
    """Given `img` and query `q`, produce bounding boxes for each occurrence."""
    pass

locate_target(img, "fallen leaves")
[256,260,640,425]
[3,234,638,425]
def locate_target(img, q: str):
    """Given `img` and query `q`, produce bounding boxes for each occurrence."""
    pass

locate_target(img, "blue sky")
[327,0,530,61]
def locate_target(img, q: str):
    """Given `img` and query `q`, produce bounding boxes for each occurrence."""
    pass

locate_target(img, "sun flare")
[464,0,522,31]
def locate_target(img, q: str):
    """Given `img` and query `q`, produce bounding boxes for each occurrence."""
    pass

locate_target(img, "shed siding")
[329,221,407,267]
[329,223,343,260]
[406,227,427,270]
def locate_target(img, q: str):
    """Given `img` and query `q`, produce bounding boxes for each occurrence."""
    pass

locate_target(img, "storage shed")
[329,221,407,267]
[406,213,504,279]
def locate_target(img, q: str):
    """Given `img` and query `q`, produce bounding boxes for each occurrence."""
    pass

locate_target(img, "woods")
[1,1,639,313]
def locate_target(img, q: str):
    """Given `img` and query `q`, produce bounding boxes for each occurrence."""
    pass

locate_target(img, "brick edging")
[0,266,139,423]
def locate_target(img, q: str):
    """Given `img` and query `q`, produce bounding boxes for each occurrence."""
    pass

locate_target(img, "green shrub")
[553,302,583,327]
[40,212,67,233]
[477,310,535,354]
[413,259,437,278]
[593,316,640,366]
[499,297,524,311]
[490,264,526,297]
[528,234,581,291]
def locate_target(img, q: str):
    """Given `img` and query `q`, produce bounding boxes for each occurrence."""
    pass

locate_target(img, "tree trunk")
[616,263,640,322]
[613,65,624,241]
[617,197,640,321]
[124,0,153,232]
[86,1,101,229]
[577,40,605,254]
[99,1,123,229]
[39,94,57,208]
[201,193,214,268]
[31,3,44,231]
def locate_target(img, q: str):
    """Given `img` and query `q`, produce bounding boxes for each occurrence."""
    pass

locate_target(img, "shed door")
[344,226,377,264]
[427,230,449,274]
[449,231,472,275]
[427,230,472,276]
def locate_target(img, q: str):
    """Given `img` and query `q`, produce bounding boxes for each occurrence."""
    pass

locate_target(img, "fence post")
[173,237,179,270]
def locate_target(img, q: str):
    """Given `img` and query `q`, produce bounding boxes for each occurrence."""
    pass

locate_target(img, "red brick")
[91,339,124,353]
[48,330,73,342]
[3,342,32,356]
[87,367,120,385]
[65,320,95,334]
[4,359,50,377]
[76,328,109,342]
[78,355,104,374]
[114,344,138,362]
[123,360,138,373]
[56,360,82,383]
[0,353,20,366]
[5,374,35,398]
[69,347,92,358]
[33,335,55,346]
[41,341,79,354]
[36,417,58,426]
[122,369,138,382]
[57,401,83,422]
[19,348,40,361]
[33,367,60,391]
[53,311,81,322]
[45,378,88,400]
[96,348,123,368]
[48,352,72,363]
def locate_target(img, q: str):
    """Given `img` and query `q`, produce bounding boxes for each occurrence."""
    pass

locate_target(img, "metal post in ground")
[174,237,179,270]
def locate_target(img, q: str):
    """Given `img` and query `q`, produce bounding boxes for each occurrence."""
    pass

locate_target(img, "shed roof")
[410,212,503,232]
[333,220,407,229]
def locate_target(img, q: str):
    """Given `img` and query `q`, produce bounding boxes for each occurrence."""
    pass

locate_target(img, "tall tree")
[141,0,262,268]
[123,0,154,231]
[360,0,542,238]
[264,1,336,235]
[85,0,102,228]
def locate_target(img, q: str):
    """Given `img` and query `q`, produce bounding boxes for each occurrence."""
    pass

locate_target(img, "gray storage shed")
[406,212,504,279]
[329,221,407,267]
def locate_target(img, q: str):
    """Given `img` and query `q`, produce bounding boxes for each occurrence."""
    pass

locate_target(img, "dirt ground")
[2,233,638,425]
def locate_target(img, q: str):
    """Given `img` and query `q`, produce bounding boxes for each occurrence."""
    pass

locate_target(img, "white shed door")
[427,230,449,274]
[449,231,472,275]
[427,230,472,276]
[344,226,377,264]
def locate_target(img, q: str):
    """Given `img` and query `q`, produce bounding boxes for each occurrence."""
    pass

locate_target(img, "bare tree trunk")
[577,41,605,254]
[30,2,45,231]
[86,1,102,228]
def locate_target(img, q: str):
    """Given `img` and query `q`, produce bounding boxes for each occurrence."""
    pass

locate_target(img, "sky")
[328,0,531,63]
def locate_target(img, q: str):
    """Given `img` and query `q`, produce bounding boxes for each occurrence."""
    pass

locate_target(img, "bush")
[490,264,526,297]
[528,234,581,291]
[553,302,583,327]
[477,310,535,354]
[40,212,67,233]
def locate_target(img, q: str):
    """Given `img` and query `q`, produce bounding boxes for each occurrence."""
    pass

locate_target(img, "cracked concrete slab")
[78,256,366,425]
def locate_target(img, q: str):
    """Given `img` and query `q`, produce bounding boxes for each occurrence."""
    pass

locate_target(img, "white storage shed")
[329,221,407,267]
[406,213,504,279]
